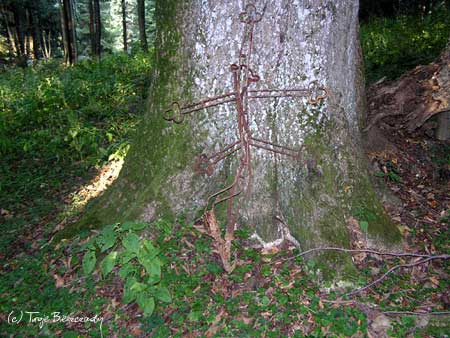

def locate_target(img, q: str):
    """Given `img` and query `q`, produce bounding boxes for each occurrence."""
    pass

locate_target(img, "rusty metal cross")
[164,3,327,230]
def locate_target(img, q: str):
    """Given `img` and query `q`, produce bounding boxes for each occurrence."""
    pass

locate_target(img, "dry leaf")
[205,309,225,338]
[130,324,142,337]
[53,274,65,288]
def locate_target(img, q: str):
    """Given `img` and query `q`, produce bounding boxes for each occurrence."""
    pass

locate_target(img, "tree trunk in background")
[1,8,15,58]
[26,8,40,60]
[32,6,42,60]
[73,0,400,278]
[88,0,96,56]
[122,0,128,53]
[137,0,147,51]
[93,0,101,58]
[60,0,77,64]
[41,30,51,59]
[12,5,24,56]
[60,2,69,63]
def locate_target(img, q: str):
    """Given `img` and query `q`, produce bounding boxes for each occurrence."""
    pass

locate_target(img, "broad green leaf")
[120,250,136,264]
[360,220,369,233]
[188,311,202,322]
[153,286,171,303]
[122,233,140,253]
[96,224,117,252]
[136,293,155,316]
[119,264,137,279]
[101,251,118,277]
[79,237,96,252]
[142,239,159,258]
[82,250,96,275]
[138,256,161,280]
[122,277,137,304]
[130,281,147,293]
[121,221,148,231]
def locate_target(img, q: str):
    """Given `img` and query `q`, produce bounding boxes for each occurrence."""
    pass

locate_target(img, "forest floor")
[0,101,449,337]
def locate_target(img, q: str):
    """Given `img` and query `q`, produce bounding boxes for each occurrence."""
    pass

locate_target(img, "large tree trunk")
[137,0,147,51]
[74,0,400,277]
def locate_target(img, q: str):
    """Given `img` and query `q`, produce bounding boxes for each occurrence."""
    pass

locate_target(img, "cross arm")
[248,82,328,104]
[164,91,237,124]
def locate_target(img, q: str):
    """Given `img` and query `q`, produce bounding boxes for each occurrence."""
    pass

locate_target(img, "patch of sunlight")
[72,158,125,210]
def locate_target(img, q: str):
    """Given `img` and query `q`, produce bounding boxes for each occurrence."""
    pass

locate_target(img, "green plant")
[374,170,402,183]
[361,6,450,83]
[81,221,172,316]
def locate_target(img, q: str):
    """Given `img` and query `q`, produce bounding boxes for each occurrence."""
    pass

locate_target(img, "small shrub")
[81,221,171,317]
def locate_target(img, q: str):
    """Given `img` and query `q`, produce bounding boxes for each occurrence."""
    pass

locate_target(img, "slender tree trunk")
[73,0,400,278]
[32,6,42,60]
[88,0,96,56]
[68,0,77,62]
[60,0,77,64]
[137,0,147,51]
[12,4,24,56]
[122,0,128,52]
[94,0,101,58]
[26,8,40,60]
[60,1,70,63]
[41,29,49,59]
[1,8,15,58]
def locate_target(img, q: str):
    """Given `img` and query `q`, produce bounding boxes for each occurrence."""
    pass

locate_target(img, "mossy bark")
[62,0,401,277]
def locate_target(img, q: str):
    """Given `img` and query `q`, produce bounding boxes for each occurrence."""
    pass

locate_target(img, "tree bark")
[137,0,147,51]
[122,0,128,52]
[93,0,101,58]
[1,7,15,58]
[60,0,77,64]
[73,0,400,278]
[88,0,96,56]
[12,4,24,56]
[59,1,69,64]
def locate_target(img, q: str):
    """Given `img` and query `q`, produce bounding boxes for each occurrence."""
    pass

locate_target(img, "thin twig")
[286,246,447,260]
[345,255,448,297]
[383,311,450,316]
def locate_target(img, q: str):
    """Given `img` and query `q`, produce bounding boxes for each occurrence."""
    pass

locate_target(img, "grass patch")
[0,52,152,253]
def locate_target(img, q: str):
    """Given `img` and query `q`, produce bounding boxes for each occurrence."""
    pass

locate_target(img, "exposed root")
[204,210,236,273]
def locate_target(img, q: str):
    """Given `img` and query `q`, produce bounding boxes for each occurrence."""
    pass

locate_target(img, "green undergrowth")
[0,52,152,253]
[2,217,448,336]
[360,6,450,83]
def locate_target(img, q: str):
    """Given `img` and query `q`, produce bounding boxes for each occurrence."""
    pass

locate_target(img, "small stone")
[370,314,392,336]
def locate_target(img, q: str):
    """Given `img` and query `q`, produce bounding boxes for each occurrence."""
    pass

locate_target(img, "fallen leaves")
[53,274,65,288]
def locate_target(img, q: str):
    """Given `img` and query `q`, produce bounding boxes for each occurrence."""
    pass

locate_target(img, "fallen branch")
[284,246,449,297]
[286,246,446,260]
[383,311,450,316]
[345,255,448,297]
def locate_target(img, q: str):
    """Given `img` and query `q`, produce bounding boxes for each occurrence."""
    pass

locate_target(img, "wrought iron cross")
[164,3,327,230]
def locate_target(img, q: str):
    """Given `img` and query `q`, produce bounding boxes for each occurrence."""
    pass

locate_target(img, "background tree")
[122,0,128,52]
[137,0,147,51]
[60,0,77,64]
[77,0,401,275]
[93,0,101,57]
